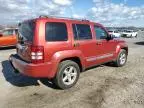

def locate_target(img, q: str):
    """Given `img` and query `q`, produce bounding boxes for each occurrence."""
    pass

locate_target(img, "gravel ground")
[0,31,144,108]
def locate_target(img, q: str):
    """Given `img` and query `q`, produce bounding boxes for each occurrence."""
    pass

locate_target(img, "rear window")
[19,21,35,41]
[45,22,68,41]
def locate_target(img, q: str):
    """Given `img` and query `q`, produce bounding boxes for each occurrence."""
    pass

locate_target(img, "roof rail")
[39,15,89,22]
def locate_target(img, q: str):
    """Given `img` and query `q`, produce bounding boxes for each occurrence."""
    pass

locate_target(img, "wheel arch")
[60,57,83,72]
[121,47,128,55]
[50,50,86,78]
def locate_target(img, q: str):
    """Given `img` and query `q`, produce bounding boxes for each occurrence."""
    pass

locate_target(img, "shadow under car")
[1,60,57,89]
[135,41,144,45]
[0,46,16,50]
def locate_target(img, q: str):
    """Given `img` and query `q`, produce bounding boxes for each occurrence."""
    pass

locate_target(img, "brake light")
[31,46,44,64]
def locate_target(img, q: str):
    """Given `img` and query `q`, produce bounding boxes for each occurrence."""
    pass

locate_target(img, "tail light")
[31,46,44,64]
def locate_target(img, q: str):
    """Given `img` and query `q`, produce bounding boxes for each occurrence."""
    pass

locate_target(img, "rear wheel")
[53,60,80,89]
[114,49,127,67]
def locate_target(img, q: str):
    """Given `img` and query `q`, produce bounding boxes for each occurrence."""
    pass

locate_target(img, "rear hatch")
[17,20,35,62]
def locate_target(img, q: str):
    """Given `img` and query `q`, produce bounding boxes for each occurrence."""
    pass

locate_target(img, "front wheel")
[53,60,80,89]
[114,49,127,67]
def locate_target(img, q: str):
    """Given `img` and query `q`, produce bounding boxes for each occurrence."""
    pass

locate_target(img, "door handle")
[96,42,102,45]
[74,43,80,47]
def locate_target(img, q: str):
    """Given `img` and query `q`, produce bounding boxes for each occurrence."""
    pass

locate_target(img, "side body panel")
[35,19,128,78]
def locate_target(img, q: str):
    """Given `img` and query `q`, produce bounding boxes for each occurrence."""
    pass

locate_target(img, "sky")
[0,0,144,27]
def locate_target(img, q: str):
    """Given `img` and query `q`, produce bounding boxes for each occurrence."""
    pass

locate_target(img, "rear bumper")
[9,54,55,78]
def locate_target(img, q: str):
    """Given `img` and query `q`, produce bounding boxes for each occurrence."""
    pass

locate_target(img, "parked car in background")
[121,30,138,38]
[10,16,128,89]
[0,28,18,47]
[108,30,121,38]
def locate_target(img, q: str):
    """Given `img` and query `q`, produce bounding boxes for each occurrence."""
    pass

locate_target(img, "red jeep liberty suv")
[10,16,128,89]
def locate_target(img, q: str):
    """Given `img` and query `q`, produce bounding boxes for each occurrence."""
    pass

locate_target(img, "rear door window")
[45,22,68,41]
[72,24,92,40]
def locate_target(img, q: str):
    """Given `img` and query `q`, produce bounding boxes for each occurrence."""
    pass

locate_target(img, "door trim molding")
[86,53,114,62]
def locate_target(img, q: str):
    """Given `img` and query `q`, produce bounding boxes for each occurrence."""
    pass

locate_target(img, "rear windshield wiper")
[18,32,26,44]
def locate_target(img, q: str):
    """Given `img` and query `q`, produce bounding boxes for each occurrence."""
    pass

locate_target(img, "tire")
[53,60,80,89]
[114,49,127,67]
